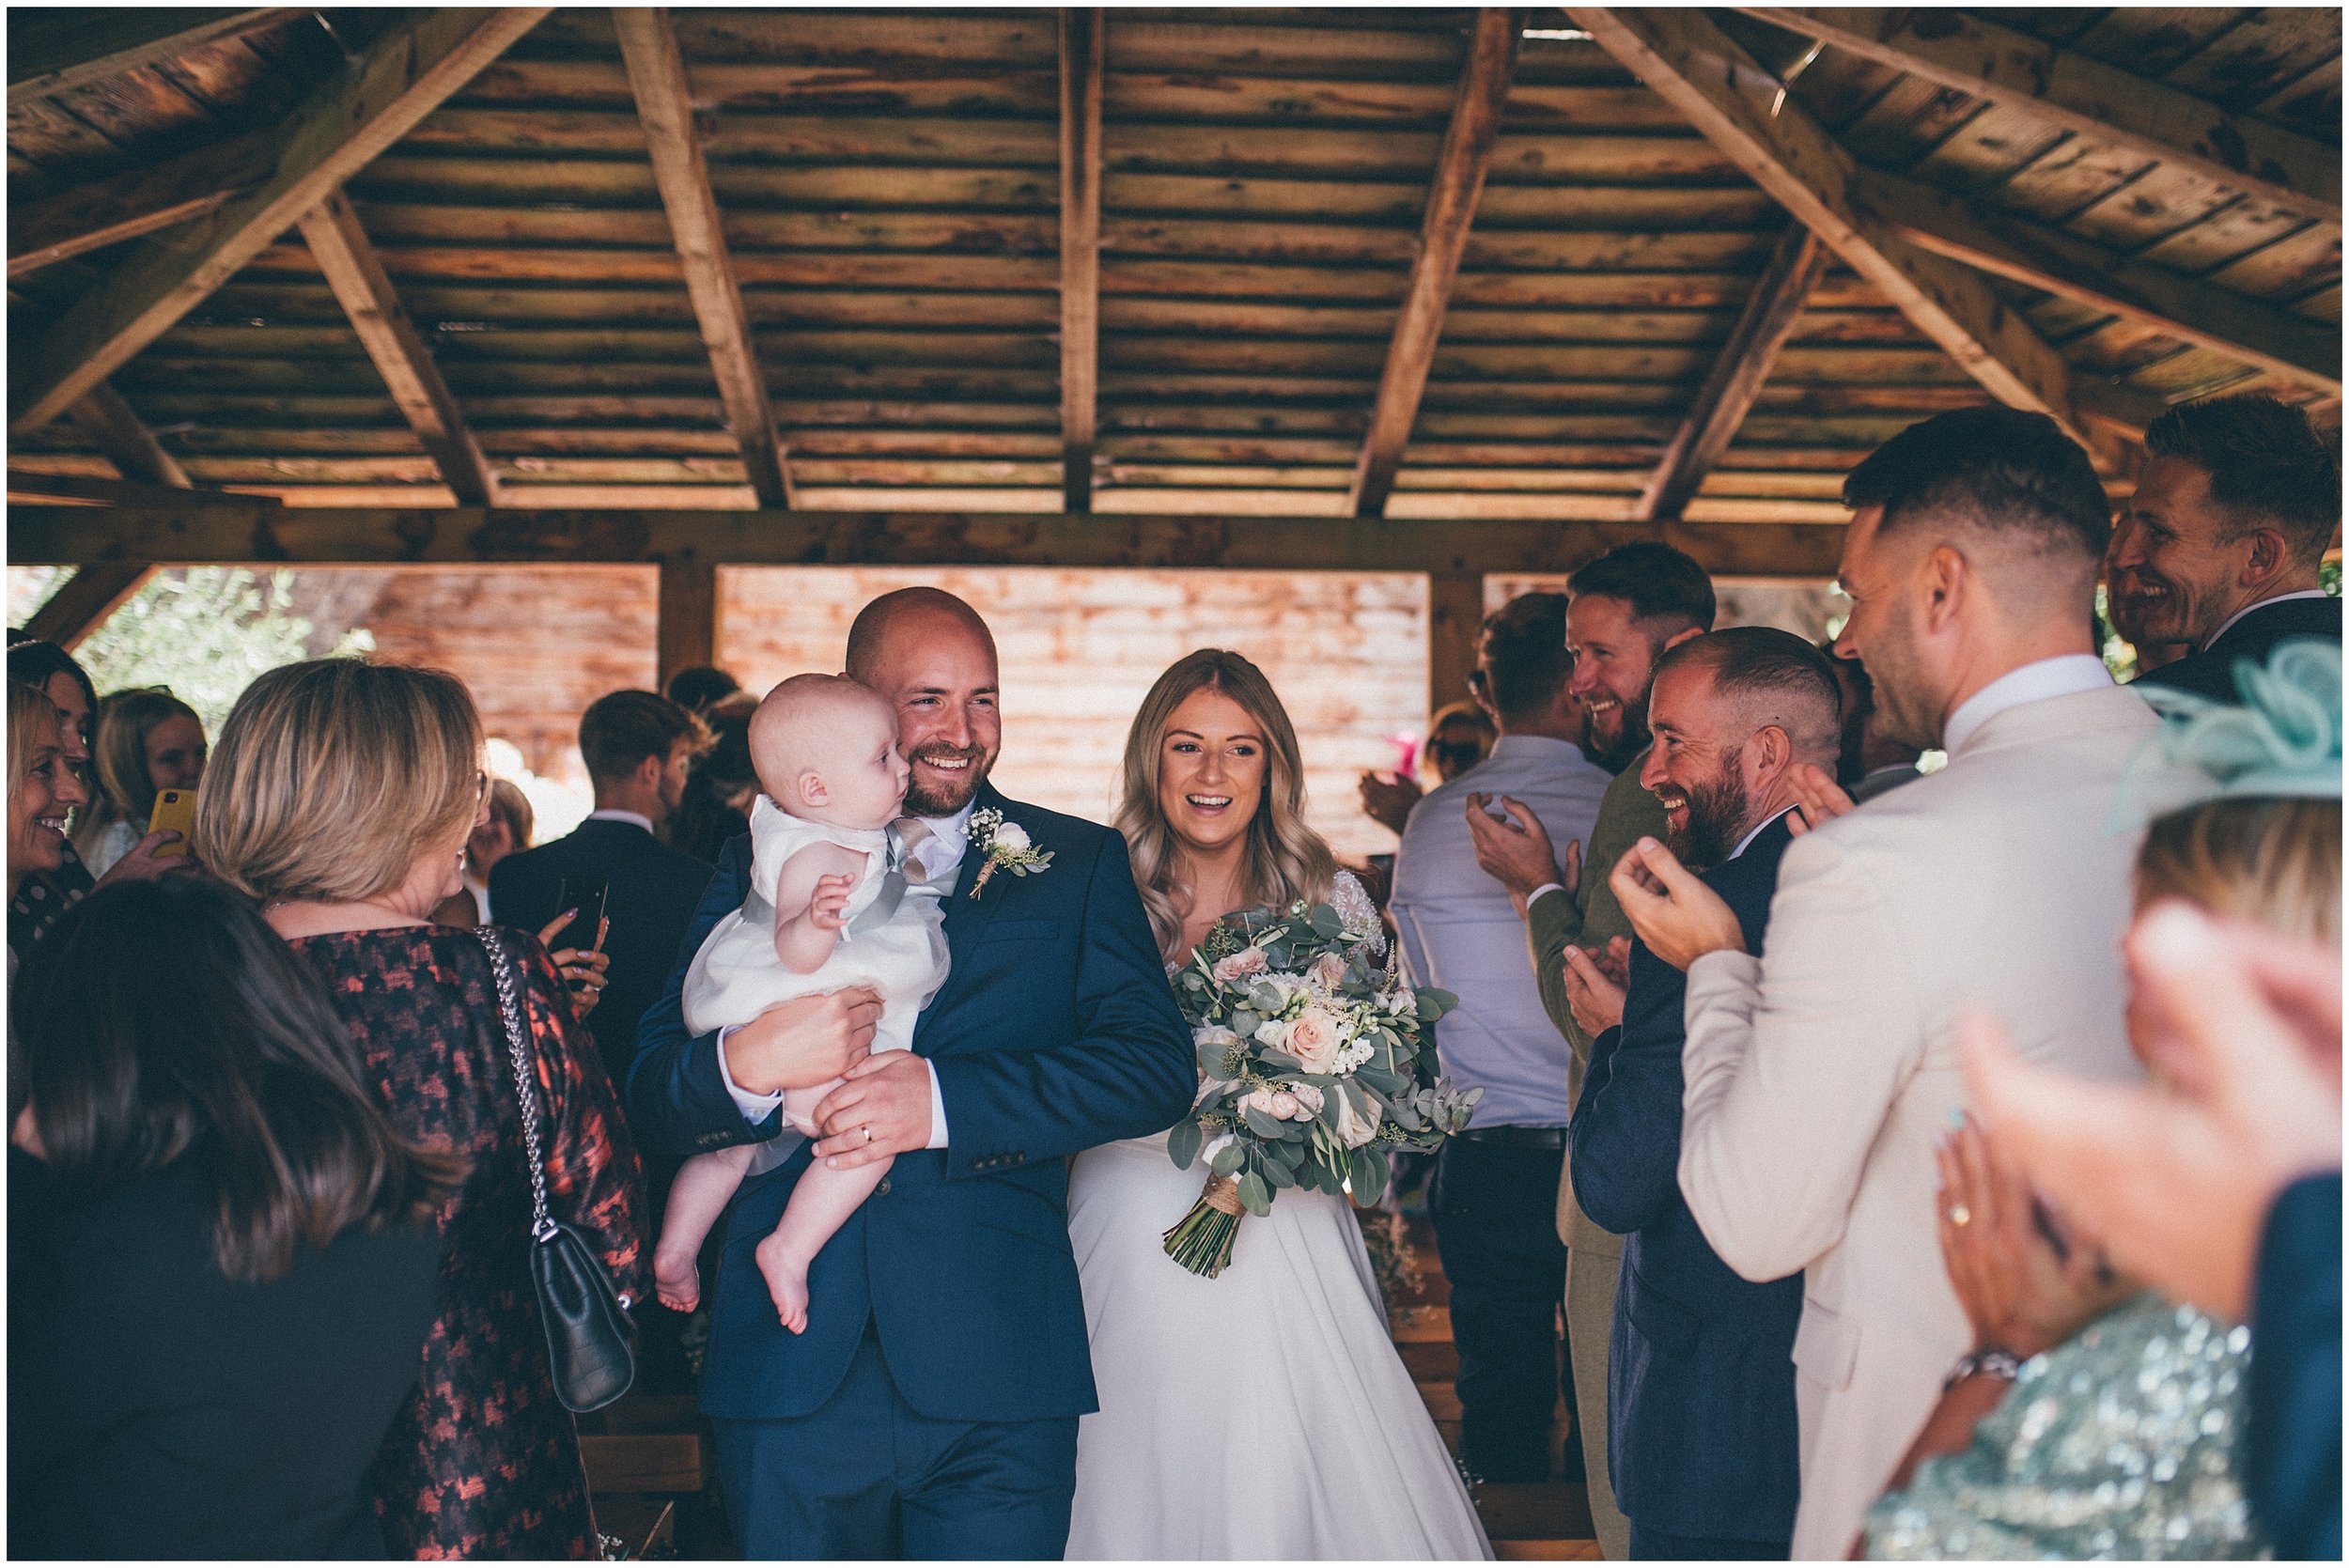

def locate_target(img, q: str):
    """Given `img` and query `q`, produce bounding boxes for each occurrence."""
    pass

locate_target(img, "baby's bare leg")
[780,1077,840,1139]
[655,1144,756,1312]
[754,1153,894,1334]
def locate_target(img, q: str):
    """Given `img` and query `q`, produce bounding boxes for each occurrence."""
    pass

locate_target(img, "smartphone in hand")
[146,788,197,858]
[550,877,610,987]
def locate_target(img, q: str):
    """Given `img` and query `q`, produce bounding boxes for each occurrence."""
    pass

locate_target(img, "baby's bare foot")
[754,1231,812,1335]
[653,1247,700,1314]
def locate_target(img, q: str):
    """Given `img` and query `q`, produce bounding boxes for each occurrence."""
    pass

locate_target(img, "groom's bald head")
[846,587,997,686]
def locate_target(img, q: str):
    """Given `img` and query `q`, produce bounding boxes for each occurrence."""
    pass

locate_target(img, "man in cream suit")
[1612,407,2201,1558]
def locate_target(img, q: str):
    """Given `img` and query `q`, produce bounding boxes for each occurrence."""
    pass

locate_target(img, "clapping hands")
[1464,793,1575,908]
[1935,1112,2129,1359]
[1608,837,1745,971]
[1562,937,1631,1036]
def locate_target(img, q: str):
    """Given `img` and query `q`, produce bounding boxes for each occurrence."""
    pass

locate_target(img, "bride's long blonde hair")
[1114,649,1337,962]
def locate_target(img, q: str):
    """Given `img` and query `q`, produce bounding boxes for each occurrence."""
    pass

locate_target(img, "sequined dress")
[1865,1294,2269,1560]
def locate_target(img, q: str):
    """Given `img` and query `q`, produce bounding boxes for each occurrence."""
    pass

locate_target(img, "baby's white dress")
[681,796,949,1063]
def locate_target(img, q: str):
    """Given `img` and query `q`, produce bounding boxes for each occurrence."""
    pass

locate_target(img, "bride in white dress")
[1066,649,1492,1560]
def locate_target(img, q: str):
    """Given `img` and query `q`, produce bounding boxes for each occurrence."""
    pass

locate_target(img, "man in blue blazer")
[629,588,1195,1559]
[1565,628,1844,1560]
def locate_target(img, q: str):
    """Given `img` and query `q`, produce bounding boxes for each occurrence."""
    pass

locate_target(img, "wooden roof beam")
[1849,167,2342,396]
[1058,8,1104,514]
[61,381,193,489]
[11,504,1848,582]
[9,131,276,279]
[1346,8,1521,519]
[1569,8,2107,457]
[1638,223,1828,523]
[1742,8,2341,225]
[614,6,793,509]
[9,7,551,434]
[297,189,500,506]
[21,563,155,650]
[8,9,302,105]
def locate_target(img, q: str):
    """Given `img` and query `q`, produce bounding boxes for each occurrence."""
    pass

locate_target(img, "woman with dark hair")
[663,691,757,862]
[9,877,459,1559]
[196,657,644,1560]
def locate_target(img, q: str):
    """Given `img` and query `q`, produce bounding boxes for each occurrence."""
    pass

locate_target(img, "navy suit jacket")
[2134,595,2340,703]
[490,817,712,1091]
[1568,813,1802,1544]
[2248,1172,2341,1560]
[628,783,1195,1424]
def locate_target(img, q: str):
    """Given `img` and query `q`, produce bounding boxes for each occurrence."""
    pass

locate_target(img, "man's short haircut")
[2143,394,2341,566]
[1843,407,2110,563]
[1479,592,1572,724]
[1656,626,1843,765]
[1566,541,1718,636]
[578,690,707,783]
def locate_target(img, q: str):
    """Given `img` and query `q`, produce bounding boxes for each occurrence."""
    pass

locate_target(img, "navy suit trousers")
[715,1328,1078,1560]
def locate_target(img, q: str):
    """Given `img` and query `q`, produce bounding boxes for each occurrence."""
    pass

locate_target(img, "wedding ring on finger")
[1948,1203,1972,1228]
[863,1125,874,1144]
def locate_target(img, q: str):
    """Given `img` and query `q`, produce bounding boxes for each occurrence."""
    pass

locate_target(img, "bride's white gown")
[1064,876,1494,1560]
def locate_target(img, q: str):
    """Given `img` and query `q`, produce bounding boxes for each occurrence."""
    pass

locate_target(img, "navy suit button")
[876,1177,892,1196]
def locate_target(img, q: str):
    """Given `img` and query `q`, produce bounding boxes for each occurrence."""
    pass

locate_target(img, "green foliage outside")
[70,568,373,734]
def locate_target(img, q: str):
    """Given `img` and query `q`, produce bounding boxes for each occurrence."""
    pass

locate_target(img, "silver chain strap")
[475,926,557,1243]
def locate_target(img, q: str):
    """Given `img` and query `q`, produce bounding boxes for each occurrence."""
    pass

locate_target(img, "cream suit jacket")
[1675,683,2199,1560]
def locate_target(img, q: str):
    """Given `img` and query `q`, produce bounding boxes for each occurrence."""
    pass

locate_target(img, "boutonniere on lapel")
[966,807,1052,898]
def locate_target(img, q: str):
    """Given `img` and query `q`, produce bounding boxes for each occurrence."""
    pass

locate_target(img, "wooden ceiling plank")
[1740,8,2341,224]
[296,188,501,507]
[9,7,553,434]
[19,562,155,650]
[8,9,301,105]
[8,130,278,279]
[7,470,275,506]
[1346,8,1522,520]
[613,6,794,508]
[1567,8,2108,457]
[9,503,1849,581]
[60,381,193,489]
[1852,166,2343,395]
[1059,8,1104,514]
[1637,224,1830,523]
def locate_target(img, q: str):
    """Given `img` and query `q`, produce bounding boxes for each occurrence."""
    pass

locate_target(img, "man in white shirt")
[2112,393,2340,703]
[1611,406,2202,1557]
[1390,591,1610,1483]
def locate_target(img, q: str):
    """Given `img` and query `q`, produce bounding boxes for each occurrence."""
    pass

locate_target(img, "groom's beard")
[1662,762,1747,872]
[904,740,990,816]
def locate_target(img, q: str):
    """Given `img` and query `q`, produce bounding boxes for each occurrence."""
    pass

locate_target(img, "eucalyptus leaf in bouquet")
[1159,898,1479,1278]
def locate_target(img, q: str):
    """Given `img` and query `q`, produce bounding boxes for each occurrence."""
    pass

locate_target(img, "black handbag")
[475,926,637,1414]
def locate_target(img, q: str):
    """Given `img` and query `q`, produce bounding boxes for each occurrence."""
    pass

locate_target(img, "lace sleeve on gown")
[1330,870,1386,957]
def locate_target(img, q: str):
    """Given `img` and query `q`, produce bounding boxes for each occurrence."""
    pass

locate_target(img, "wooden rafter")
[22,563,154,650]
[1568,8,2102,452]
[8,9,301,105]
[297,188,501,506]
[1058,8,1105,514]
[12,505,1849,582]
[1346,8,1521,519]
[613,6,793,508]
[8,132,275,279]
[9,7,551,434]
[1849,167,2342,396]
[7,471,275,506]
[62,381,193,489]
[1638,223,1828,523]
[1743,8,2342,225]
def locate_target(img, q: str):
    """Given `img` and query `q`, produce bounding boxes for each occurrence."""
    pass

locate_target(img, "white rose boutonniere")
[967,806,1053,898]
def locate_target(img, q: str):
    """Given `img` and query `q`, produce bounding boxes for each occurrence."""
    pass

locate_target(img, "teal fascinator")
[2140,639,2341,800]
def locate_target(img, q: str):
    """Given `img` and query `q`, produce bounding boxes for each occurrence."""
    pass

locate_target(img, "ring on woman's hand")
[1948,1203,1972,1228]
[863,1125,874,1144]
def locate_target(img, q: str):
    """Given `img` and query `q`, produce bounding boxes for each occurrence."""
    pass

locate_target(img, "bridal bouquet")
[1161,900,1479,1278]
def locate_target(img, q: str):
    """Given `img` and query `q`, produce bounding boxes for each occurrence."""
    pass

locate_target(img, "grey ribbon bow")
[846,820,955,936]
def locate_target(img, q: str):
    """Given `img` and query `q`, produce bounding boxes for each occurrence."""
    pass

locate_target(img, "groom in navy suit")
[1565,629,1844,1560]
[630,588,1195,1558]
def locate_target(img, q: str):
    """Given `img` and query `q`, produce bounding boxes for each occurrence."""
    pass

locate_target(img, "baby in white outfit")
[653,674,949,1334]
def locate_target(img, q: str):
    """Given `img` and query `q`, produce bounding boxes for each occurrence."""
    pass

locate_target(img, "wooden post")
[23,563,154,649]
[657,555,718,691]
[1057,8,1104,514]
[1428,571,1486,723]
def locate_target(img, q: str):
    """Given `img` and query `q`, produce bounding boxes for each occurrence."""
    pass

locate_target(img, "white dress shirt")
[584,807,657,834]
[1389,734,1611,1127]
[1940,654,2113,756]
[2208,588,2332,646]
[716,800,974,1149]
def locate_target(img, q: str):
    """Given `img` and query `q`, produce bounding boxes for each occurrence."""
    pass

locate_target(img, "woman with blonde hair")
[1065,648,1490,1560]
[196,658,645,1560]
[8,680,88,976]
[76,687,204,877]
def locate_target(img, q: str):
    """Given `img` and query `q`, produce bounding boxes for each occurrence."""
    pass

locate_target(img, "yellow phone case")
[147,788,197,857]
